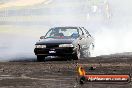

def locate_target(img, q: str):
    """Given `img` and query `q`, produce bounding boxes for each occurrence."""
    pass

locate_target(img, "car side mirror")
[40,36,45,39]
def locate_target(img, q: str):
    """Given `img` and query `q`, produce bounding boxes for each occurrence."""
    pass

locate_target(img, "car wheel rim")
[84,49,90,58]
[77,45,81,59]
[77,50,80,59]
[88,44,94,57]
[83,44,93,58]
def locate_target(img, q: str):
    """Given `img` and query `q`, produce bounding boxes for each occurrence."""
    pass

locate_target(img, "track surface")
[0,55,132,88]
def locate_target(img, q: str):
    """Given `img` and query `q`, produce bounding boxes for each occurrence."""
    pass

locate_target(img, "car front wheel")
[37,55,46,62]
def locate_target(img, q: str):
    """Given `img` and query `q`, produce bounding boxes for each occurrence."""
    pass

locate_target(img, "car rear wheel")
[83,44,94,58]
[37,55,46,62]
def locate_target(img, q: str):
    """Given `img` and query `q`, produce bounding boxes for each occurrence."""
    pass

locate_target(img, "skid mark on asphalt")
[0,74,56,81]
[0,74,75,82]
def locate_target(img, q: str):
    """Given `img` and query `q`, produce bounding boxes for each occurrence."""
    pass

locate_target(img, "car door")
[81,27,93,50]
[77,27,87,50]
[77,28,86,47]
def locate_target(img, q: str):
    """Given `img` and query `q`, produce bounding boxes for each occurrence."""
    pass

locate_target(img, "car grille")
[46,44,59,48]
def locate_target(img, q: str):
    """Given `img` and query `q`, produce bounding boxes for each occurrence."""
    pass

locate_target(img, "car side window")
[84,28,91,37]
[78,28,83,36]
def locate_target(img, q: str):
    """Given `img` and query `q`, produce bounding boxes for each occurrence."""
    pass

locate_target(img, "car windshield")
[45,27,79,39]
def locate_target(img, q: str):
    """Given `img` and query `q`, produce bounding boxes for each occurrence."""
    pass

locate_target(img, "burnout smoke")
[91,0,132,56]
[0,0,132,61]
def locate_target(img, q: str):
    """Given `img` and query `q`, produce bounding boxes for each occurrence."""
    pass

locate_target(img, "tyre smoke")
[0,0,132,61]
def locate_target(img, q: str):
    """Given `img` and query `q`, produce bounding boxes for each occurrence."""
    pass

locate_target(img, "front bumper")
[34,47,76,56]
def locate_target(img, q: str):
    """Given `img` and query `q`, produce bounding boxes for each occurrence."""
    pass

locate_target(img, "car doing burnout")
[34,27,94,61]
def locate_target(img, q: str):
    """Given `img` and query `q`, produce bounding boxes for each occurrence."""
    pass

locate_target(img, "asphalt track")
[0,55,131,88]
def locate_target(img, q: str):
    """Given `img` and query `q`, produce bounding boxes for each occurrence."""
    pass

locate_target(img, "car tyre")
[37,55,45,62]
[73,54,79,60]
[85,44,94,58]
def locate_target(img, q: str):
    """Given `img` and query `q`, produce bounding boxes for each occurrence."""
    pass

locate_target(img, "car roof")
[52,26,84,29]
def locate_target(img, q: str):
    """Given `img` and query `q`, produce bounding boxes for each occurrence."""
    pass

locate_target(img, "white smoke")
[93,27,132,56]
[0,0,132,61]
[91,0,132,56]
[0,26,49,61]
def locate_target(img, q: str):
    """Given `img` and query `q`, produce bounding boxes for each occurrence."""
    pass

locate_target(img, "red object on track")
[78,66,130,84]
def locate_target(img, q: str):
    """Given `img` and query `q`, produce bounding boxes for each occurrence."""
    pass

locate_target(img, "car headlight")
[59,44,73,47]
[35,45,46,48]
